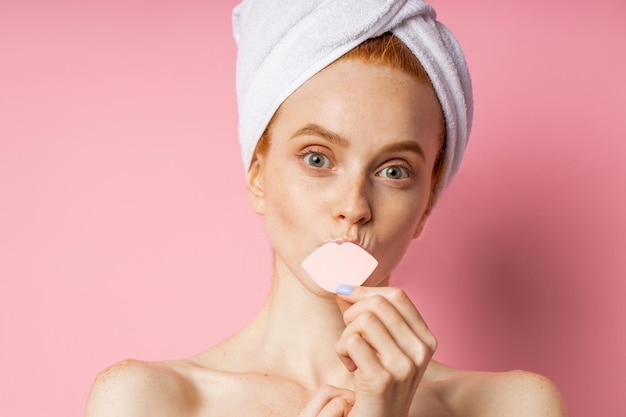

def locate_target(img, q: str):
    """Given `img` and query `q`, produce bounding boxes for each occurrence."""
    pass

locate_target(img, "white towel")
[232,0,473,191]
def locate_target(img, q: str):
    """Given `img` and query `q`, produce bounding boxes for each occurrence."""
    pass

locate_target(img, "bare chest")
[190,375,455,417]
[193,371,311,417]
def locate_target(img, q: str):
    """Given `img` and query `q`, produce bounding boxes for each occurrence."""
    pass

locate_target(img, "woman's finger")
[336,329,387,383]
[297,385,354,417]
[355,293,437,365]
[317,397,353,417]
[336,309,420,384]
[338,286,425,330]
[336,286,437,354]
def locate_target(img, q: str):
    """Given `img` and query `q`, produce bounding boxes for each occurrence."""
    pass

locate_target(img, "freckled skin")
[85,60,568,417]
[254,60,442,299]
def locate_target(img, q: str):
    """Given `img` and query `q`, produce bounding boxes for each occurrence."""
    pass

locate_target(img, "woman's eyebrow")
[290,123,349,148]
[379,141,426,160]
[290,123,425,160]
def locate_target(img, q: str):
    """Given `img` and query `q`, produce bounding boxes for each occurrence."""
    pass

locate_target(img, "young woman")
[86,1,568,416]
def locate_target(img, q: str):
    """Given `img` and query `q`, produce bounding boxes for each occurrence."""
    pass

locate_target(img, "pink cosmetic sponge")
[301,242,378,293]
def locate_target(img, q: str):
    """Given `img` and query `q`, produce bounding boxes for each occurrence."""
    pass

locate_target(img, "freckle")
[97,359,136,385]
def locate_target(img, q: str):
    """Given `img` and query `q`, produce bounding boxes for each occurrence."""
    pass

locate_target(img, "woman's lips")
[302,242,378,292]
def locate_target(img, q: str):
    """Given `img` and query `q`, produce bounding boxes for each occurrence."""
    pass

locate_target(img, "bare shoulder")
[430,363,568,417]
[85,359,199,417]
[493,370,566,412]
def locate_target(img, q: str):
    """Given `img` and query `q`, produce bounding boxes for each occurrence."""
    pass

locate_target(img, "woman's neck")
[242,257,356,390]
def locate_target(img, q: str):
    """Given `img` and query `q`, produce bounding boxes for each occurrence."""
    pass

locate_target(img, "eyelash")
[296,147,333,169]
[377,163,413,180]
[296,146,414,180]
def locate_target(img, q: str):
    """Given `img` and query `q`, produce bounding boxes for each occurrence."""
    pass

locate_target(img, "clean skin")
[85,59,568,417]
[247,58,442,297]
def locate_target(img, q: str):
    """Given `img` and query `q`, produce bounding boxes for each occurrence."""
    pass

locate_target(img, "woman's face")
[247,59,443,295]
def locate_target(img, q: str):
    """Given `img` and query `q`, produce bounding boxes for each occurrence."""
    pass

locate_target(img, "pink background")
[1,1,625,416]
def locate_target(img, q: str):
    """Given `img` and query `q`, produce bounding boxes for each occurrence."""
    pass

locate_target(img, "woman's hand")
[298,385,355,417]
[334,285,437,417]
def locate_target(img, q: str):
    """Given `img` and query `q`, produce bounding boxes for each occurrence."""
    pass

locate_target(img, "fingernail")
[335,284,353,295]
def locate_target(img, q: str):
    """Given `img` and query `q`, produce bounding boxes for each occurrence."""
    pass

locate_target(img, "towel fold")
[233,0,473,191]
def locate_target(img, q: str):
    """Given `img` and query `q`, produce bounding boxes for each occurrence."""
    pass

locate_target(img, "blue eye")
[379,165,409,179]
[303,153,331,168]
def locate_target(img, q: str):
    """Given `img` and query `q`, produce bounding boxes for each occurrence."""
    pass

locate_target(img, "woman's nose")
[333,174,372,225]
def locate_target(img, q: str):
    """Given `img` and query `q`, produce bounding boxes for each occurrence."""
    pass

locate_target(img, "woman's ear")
[246,155,266,215]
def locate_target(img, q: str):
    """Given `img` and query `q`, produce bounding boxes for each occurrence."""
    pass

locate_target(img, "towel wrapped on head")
[232,0,473,192]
